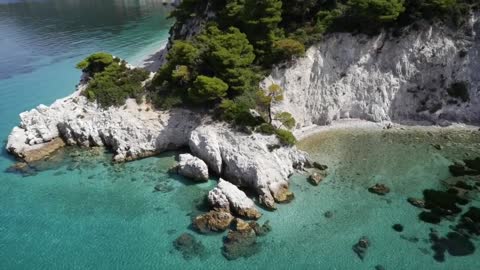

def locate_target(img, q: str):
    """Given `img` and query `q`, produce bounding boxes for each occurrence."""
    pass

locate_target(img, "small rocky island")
[5,0,480,264]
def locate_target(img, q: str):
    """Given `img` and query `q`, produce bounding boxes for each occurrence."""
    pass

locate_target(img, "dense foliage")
[77,53,149,107]
[149,0,476,145]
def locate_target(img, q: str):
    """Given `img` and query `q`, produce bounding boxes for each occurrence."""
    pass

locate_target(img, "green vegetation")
[76,52,114,76]
[77,53,149,107]
[275,128,297,145]
[275,112,296,129]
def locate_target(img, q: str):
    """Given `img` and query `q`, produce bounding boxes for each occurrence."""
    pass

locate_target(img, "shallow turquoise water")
[1,1,480,269]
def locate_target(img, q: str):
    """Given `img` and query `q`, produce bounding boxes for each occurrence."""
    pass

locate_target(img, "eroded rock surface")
[208,179,261,219]
[177,153,209,182]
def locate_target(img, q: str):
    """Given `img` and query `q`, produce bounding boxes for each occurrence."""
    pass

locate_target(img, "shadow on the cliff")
[153,108,204,154]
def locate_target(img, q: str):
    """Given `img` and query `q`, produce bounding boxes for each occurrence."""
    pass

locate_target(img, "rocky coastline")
[5,12,480,261]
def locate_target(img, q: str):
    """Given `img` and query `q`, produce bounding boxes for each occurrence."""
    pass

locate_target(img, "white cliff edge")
[263,17,480,128]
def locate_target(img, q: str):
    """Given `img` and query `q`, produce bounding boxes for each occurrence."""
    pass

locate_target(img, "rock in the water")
[449,159,480,177]
[324,211,334,219]
[222,219,259,260]
[308,171,327,186]
[375,265,386,270]
[456,207,480,235]
[393,224,404,232]
[208,179,261,219]
[407,197,425,208]
[177,153,209,182]
[419,211,442,224]
[193,210,234,234]
[173,233,206,260]
[312,162,328,171]
[249,220,272,236]
[431,232,475,262]
[368,184,390,196]
[353,236,370,260]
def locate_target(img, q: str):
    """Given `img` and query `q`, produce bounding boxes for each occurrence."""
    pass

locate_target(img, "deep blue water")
[1,1,480,269]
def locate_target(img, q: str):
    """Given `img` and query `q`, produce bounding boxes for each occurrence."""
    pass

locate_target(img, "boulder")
[173,233,206,260]
[353,236,370,260]
[177,153,209,182]
[313,162,328,170]
[368,184,390,196]
[407,197,425,208]
[193,210,234,234]
[308,171,327,186]
[222,219,259,260]
[208,179,261,219]
[392,224,404,232]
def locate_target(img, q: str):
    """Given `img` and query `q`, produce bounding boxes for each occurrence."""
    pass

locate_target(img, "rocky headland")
[5,8,480,236]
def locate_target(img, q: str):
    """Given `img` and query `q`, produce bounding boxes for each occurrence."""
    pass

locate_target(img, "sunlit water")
[1,1,480,269]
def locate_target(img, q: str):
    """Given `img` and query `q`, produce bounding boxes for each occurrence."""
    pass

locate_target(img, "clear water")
[1,1,480,269]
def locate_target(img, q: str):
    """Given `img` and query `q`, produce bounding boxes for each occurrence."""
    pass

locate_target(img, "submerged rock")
[419,211,442,224]
[193,210,234,234]
[312,162,328,171]
[353,236,370,260]
[208,179,261,219]
[173,233,206,260]
[431,232,475,262]
[407,197,426,208]
[393,224,404,232]
[222,219,259,260]
[308,171,327,186]
[368,184,390,196]
[449,159,480,177]
[456,207,480,235]
[177,153,209,182]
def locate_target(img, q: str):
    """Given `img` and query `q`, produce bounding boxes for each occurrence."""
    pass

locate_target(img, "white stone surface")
[263,18,480,127]
[208,179,260,218]
[177,153,209,181]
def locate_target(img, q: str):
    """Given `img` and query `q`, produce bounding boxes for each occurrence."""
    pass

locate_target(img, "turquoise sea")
[1,1,480,269]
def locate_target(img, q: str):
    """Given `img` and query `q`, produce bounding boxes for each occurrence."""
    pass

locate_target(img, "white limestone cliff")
[264,17,480,128]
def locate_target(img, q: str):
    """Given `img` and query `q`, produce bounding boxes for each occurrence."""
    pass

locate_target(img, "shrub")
[275,112,296,129]
[256,123,277,135]
[79,53,149,107]
[447,81,469,102]
[273,38,305,61]
[76,52,115,75]
[275,128,297,146]
[189,75,229,103]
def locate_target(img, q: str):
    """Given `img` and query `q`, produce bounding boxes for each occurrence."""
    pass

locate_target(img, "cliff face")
[265,15,480,127]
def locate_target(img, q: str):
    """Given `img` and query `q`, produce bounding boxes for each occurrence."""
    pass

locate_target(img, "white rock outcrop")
[177,153,209,181]
[190,125,307,209]
[264,17,480,127]
[208,179,261,219]
[6,85,202,162]
[6,88,307,209]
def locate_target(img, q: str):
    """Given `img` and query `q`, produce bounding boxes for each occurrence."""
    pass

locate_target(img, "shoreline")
[295,119,480,142]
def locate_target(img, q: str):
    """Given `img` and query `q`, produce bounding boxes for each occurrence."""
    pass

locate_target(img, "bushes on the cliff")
[77,53,149,107]
[76,52,115,76]
[189,76,229,102]
[275,128,297,146]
